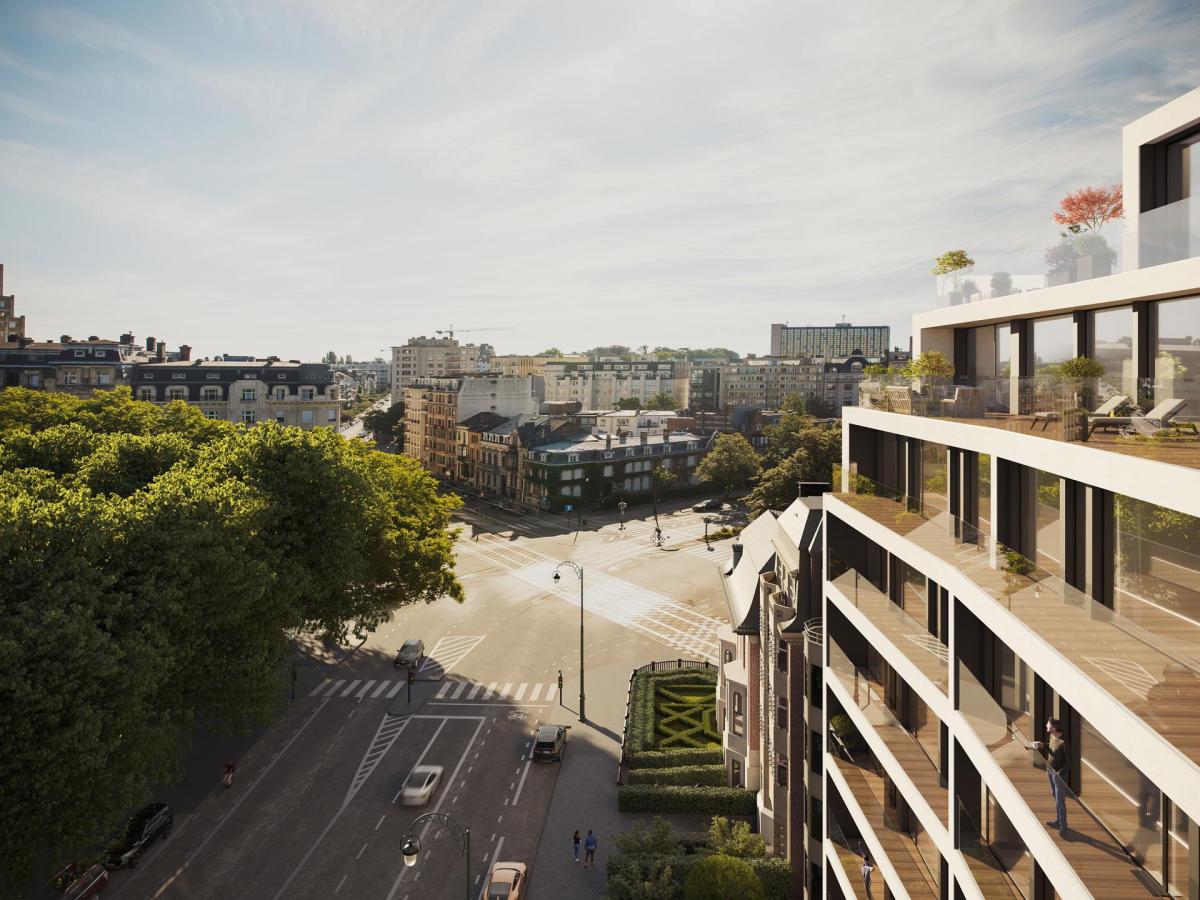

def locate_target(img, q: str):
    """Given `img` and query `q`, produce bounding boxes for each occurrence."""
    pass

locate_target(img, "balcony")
[832,475,1200,772]
[858,375,1200,473]
[1134,195,1200,269]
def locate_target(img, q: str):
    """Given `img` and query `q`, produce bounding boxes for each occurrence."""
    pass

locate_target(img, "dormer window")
[206,372,220,380]
[172,373,186,380]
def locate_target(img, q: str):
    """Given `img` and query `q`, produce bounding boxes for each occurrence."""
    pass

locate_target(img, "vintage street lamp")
[553,561,586,721]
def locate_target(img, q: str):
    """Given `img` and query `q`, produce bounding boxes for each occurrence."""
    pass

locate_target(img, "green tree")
[902,351,955,381]
[644,392,677,411]
[695,434,760,498]
[931,249,975,279]
[607,861,679,900]
[615,396,642,410]
[362,401,405,446]
[683,854,764,900]
[540,347,563,357]
[747,428,841,515]
[322,350,338,365]
[707,816,765,858]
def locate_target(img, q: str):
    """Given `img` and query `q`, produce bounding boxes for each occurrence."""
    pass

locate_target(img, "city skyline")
[1,1,1198,360]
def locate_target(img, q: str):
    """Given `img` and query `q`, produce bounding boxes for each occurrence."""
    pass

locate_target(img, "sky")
[1,1,1198,362]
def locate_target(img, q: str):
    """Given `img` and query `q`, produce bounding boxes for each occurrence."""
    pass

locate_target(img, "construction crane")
[434,325,515,341]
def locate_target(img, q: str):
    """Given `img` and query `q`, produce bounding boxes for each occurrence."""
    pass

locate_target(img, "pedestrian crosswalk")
[431,679,557,704]
[308,677,409,699]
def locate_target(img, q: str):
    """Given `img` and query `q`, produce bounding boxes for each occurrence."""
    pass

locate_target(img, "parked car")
[104,803,172,869]
[56,863,108,900]
[394,639,425,670]
[399,764,444,805]
[692,498,723,512]
[532,725,567,761]
[485,861,528,899]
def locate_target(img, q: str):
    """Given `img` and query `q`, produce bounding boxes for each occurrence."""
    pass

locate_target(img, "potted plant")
[1050,356,1105,440]
[1051,184,1123,280]
[1045,238,1077,286]
[1073,232,1117,280]
[902,351,955,401]
[960,278,979,303]
[932,249,976,305]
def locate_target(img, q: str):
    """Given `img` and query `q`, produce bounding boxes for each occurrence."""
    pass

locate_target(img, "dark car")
[692,499,723,512]
[394,638,425,670]
[55,862,108,900]
[104,803,172,869]
[532,725,567,761]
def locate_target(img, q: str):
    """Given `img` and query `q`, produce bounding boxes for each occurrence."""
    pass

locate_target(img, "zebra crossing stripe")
[513,683,527,701]
[340,680,362,697]
[452,682,468,700]
[309,678,331,697]
[356,680,376,698]
[370,680,392,698]
[436,682,452,699]
[385,681,404,698]
[485,682,499,699]
[324,679,346,697]
[467,684,483,700]
[528,683,542,702]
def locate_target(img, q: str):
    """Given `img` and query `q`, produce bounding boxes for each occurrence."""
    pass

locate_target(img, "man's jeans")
[1047,769,1068,830]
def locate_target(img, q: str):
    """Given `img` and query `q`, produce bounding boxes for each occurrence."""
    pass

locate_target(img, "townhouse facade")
[542,359,691,410]
[132,358,340,428]
[819,89,1200,900]
[0,334,174,395]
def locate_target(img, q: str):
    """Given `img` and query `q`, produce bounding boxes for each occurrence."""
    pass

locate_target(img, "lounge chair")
[939,386,987,418]
[1085,395,1130,434]
[1092,397,1191,437]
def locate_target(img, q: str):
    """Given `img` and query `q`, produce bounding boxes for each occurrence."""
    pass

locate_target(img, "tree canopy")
[615,396,643,410]
[1053,184,1123,232]
[0,388,460,892]
[643,392,677,411]
[695,433,760,497]
[683,854,764,900]
[362,401,405,446]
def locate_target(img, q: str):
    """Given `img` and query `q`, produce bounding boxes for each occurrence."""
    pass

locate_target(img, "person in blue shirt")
[583,830,598,868]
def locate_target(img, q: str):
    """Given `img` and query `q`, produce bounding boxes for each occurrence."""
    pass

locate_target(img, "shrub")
[683,854,764,900]
[626,747,724,769]
[750,858,793,900]
[625,670,719,755]
[614,818,683,857]
[829,713,861,753]
[617,784,758,816]
[627,764,726,786]
[607,852,789,900]
[708,816,765,858]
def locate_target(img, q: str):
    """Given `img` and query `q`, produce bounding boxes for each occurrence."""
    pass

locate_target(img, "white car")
[399,765,444,806]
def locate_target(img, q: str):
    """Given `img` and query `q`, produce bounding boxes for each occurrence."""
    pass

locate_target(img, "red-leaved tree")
[1052,184,1124,232]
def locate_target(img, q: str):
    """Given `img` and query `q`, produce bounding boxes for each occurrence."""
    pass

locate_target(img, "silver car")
[399,765,444,806]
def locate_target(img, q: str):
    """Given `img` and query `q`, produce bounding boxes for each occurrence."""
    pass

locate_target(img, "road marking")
[512,757,533,806]
[467,683,483,700]
[145,699,329,899]
[385,717,486,900]
[477,837,506,900]
[309,678,331,697]
[371,680,392,698]
[346,714,410,807]
[391,720,446,803]
[528,683,543,701]
[513,682,527,701]
[356,680,376,699]
[334,874,348,894]
[484,682,498,699]
[376,815,387,830]
[356,842,368,859]
[417,635,486,679]
[340,680,362,697]
[436,682,452,699]
[324,679,346,697]
[384,680,403,698]
[452,682,468,699]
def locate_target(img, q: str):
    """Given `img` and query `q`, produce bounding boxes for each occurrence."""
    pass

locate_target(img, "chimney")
[179,344,192,361]
[663,427,671,443]
[619,433,627,444]
[640,432,648,445]
[605,434,612,450]
[145,336,156,353]
[731,542,744,568]
[156,341,166,362]
[88,335,99,342]
[120,333,134,346]
[60,334,72,343]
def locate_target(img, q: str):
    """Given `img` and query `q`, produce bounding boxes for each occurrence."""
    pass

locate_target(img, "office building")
[390,337,495,402]
[770,322,890,360]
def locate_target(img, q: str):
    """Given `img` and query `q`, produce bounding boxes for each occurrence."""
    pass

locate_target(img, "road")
[339,396,390,441]
[103,497,736,900]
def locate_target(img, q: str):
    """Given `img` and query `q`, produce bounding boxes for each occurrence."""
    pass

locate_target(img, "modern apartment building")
[132,358,339,427]
[720,359,826,410]
[821,89,1200,899]
[389,337,495,402]
[771,322,890,360]
[402,375,540,479]
[542,359,691,410]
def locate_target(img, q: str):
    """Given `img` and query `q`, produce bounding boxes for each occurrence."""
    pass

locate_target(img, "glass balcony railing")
[829,634,948,824]
[831,473,1200,771]
[857,375,1200,472]
[955,797,1028,900]
[957,660,1165,899]
[1134,195,1200,269]
[933,222,1122,309]
[827,813,878,900]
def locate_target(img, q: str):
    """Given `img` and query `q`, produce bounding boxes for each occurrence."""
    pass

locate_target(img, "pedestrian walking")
[583,830,597,868]
[573,830,581,863]
[1033,718,1070,835]
[861,855,874,894]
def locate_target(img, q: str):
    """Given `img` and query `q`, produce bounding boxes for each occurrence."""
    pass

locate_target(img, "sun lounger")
[1085,395,1130,434]
[1092,397,1189,437]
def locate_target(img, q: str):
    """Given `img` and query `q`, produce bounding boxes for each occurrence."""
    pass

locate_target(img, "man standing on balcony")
[1034,718,1070,835]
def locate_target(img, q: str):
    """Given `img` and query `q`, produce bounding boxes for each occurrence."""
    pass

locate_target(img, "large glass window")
[920,441,948,517]
[1080,719,1163,885]
[973,326,1011,413]
[1168,805,1190,899]
[1034,469,1063,578]
[977,453,993,537]
[1092,306,1135,398]
[1154,296,1200,423]
[997,641,1033,731]
[1032,315,1075,374]
[1114,495,1200,636]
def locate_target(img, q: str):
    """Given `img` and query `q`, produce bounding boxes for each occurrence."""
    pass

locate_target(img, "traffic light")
[407,668,416,686]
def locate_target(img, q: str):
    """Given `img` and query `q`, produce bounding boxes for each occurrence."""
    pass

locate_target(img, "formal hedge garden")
[620,669,755,816]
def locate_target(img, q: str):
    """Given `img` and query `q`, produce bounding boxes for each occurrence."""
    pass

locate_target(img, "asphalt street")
[102,497,736,900]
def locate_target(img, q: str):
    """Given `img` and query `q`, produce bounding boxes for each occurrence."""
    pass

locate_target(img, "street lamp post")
[553,561,586,722]
[617,500,626,531]
[401,812,471,900]
[704,516,715,551]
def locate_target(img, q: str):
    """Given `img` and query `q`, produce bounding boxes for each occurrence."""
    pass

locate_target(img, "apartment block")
[718,355,873,416]
[1,333,165,394]
[542,359,691,410]
[0,265,25,344]
[132,358,340,428]
[771,322,890,359]
[822,89,1200,900]
[492,353,588,377]
[389,337,495,402]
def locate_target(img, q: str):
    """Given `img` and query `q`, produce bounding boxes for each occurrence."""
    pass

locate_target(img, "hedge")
[625,669,719,757]
[627,764,726,787]
[617,784,758,816]
[607,853,791,900]
[626,746,724,769]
